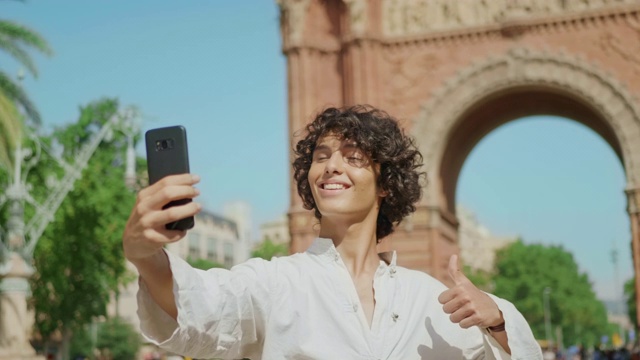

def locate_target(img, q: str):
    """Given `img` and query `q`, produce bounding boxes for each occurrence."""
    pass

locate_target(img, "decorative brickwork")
[277,0,640,315]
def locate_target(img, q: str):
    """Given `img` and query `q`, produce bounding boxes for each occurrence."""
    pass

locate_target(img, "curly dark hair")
[292,105,425,241]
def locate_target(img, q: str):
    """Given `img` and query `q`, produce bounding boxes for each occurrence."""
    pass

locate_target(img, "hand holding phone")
[145,125,195,230]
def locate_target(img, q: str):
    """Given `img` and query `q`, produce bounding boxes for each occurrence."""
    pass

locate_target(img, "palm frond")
[0,19,52,56]
[0,92,22,173]
[0,70,41,124]
[0,33,37,76]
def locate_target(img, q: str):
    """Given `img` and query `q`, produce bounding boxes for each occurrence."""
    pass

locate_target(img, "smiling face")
[308,134,384,224]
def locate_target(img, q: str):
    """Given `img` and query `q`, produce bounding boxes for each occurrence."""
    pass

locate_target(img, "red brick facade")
[277,0,640,321]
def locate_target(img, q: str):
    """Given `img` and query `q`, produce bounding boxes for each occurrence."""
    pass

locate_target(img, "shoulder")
[393,266,450,307]
[231,252,317,278]
[396,266,447,291]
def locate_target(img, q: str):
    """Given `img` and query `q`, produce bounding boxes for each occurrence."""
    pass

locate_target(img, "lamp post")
[543,287,553,349]
[0,108,139,359]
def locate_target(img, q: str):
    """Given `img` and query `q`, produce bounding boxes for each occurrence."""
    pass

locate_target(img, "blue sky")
[4,1,631,301]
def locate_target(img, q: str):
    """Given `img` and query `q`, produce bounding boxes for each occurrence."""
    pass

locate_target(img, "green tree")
[29,98,141,358]
[493,240,609,348]
[625,277,637,329]
[96,317,141,360]
[188,257,226,270]
[0,17,52,124]
[69,324,94,360]
[251,237,288,260]
[463,265,493,292]
[0,92,22,171]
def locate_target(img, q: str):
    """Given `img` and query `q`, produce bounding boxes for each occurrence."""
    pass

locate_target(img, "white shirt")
[137,238,543,359]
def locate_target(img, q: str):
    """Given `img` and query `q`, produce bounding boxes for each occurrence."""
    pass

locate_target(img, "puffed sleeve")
[137,249,273,359]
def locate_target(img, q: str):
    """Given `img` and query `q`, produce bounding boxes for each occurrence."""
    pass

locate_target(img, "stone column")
[0,157,43,359]
[342,0,382,106]
[0,252,42,360]
[626,187,640,327]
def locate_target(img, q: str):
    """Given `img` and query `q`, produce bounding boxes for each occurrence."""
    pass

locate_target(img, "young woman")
[123,105,543,359]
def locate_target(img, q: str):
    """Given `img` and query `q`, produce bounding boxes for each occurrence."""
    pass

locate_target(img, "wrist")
[486,321,506,332]
[131,249,169,274]
[486,310,505,332]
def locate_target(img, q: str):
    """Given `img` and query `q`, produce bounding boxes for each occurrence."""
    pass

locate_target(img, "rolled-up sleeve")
[481,294,543,359]
[137,250,272,359]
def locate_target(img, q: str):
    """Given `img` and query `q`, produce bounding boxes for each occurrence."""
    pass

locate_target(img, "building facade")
[277,0,640,319]
[457,205,515,273]
[259,214,290,245]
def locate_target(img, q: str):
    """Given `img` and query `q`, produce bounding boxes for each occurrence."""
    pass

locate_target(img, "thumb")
[448,254,466,285]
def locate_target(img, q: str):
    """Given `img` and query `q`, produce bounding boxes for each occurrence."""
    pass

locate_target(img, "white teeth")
[324,183,345,190]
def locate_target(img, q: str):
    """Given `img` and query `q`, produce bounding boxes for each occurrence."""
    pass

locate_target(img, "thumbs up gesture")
[437,254,504,330]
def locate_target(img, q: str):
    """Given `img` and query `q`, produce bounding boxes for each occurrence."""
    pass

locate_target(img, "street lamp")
[0,107,139,359]
[543,287,553,349]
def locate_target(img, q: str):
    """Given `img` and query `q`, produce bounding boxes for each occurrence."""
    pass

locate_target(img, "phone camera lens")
[161,140,169,149]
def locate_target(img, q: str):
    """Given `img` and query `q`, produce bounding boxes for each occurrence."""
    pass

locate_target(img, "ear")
[374,164,388,198]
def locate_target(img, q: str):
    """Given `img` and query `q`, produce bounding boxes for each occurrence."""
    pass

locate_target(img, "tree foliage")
[187,257,226,270]
[0,92,22,171]
[493,240,610,347]
[625,277,637,329]
[96,317,141,360]
[0,17,53,124]
[251,237,288,260]
[68,324,94,359]
[29,99,141,352]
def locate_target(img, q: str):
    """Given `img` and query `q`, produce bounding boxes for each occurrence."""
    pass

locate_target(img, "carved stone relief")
[382,50,441,117]
[382,0,638,37]
[277,0,312,45]
[627,187,640,215]
[599,16,640,76]
[344,0,368,36]
[413,48,640,206]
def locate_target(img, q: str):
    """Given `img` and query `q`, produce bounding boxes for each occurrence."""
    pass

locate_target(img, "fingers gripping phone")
[145,125,195,230]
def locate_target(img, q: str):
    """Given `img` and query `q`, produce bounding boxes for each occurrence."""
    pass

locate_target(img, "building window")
[224,243,234,268]
[188,232,200,259]
[207,237,218,262]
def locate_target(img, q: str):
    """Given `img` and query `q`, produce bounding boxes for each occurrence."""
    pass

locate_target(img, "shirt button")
[352,303,358,312]
[334,254,339,261]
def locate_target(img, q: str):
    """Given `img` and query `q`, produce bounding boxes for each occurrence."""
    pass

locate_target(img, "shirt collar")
[306,237,397,267]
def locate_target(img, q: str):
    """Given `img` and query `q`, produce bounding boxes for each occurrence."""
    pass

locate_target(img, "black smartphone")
[145,125,195,230]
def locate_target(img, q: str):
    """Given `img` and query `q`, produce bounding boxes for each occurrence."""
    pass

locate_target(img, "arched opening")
[411,49,640,321]
[456,115,630,302]
[439,87,624,216]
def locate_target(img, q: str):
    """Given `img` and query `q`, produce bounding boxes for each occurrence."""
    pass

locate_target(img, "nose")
[324,151,344,174]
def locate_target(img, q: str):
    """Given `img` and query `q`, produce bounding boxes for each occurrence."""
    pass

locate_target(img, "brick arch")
[411,48,640,323]
[279,0,640,325]
[413,48,640,215]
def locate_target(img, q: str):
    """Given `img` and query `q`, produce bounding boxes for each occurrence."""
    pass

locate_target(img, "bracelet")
[487,322,506,332]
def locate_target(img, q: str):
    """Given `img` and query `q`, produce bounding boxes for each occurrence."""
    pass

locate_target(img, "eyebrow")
[313,142,360,152]
[313,144,331,153]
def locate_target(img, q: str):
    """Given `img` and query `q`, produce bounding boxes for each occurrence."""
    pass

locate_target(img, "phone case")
[145,125,195,230]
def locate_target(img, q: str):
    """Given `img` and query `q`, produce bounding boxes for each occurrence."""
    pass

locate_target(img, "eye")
[343,148,366,163]
[345,155,367,167]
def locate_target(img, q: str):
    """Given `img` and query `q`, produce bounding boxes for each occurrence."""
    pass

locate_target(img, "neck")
[319,213,380,277]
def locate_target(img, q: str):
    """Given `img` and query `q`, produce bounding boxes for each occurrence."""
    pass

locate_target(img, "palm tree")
[0,19,52,125]
[0,92,22,171]
[0,17,52,173]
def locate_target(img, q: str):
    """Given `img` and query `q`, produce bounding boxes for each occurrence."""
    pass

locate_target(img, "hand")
[437,254,504,329]
[123,173,202,263]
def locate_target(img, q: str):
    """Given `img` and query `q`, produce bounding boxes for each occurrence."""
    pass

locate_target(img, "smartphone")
[145,125,195,230]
